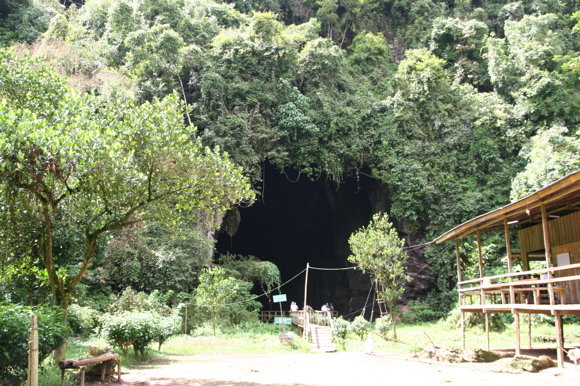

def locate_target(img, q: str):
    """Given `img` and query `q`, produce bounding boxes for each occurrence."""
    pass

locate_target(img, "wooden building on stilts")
[435,170,580,368]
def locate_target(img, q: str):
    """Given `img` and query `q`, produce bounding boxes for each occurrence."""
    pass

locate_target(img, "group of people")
[289,301,334,312]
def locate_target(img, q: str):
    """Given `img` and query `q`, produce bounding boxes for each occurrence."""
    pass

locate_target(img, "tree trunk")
[53,343,67,364]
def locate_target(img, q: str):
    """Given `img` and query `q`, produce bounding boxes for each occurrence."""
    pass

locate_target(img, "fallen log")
[59,353,120,386]
[58,352,119,369]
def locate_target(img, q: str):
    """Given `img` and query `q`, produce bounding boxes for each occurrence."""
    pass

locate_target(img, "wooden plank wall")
[518,211,580,304]
[519,211,580,259]
[553,241,580,304]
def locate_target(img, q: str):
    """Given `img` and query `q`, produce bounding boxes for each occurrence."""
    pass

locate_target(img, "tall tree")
[0,49,254,323]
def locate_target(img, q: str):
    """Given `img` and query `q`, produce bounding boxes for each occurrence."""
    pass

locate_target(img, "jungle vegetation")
[1,0,580,327]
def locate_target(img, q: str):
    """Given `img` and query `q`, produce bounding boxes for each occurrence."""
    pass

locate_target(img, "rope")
[310,266,356,271]
[360,281,374,318]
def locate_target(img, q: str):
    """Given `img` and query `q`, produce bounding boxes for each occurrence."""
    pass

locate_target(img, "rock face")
[419,345,505,363]
[507,355,555,372]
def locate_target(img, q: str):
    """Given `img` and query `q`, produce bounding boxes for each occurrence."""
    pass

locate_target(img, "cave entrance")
[215,163,379,316]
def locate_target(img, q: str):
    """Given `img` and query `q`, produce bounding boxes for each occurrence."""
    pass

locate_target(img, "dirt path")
[89,351,580,386]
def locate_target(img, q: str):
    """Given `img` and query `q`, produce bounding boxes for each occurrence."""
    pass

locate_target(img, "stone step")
[309,325,336,352]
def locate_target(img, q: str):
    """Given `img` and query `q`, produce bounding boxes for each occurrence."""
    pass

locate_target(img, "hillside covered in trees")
[1,0,580,318]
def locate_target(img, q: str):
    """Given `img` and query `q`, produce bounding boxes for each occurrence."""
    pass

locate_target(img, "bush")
[332,317,350,350]
[67,304,101,337]
[402,299,445,324]
[374,314,393,340]
[0,303,68,384]
[445,306,506,332]
[107,287,173,316]
[100,311,181,359]
[349,315,370,341]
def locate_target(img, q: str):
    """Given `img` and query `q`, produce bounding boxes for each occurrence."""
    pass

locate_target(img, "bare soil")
[85,350,580,386]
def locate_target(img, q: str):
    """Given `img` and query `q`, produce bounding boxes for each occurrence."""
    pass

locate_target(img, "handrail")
[458,274,580,293]
[458,262,580,286]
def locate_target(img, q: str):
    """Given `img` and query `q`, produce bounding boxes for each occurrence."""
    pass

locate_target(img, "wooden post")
[504,220,516,305]
[485,313,490,351]
[527,314,532,349]
[476,230,484,279]
[555,315,564,368]
[476,231,486,306]
[514,313,521,355]
[27,313,39,386]
[455,238,466,350]
[183,305,188,334]
[461,312,466,350]
[302,262,309,339]
[540,204,556,305]
[454,239,462,303]
[117,358,122,383]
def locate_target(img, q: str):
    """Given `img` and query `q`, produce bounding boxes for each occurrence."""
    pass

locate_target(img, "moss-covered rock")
[507,355,555,372]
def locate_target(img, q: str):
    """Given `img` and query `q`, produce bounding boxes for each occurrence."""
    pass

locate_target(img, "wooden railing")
[457,263,580,307]
[261,310,338,324]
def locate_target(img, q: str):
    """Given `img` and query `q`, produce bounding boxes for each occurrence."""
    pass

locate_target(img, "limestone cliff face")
[215,163,437,317]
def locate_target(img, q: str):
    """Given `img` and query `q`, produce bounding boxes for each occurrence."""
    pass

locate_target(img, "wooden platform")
[460,304,580,315]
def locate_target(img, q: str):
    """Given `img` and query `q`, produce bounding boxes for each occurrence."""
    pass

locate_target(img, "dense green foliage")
[0,303,68,384]
[100,310,181,358]
[103,222,213,295]
[348,213,410,338]
[1,0,580,318]
[0,48,254,315]
[194,267,261,334]
[67,304,101,337]
[218,253,281,302]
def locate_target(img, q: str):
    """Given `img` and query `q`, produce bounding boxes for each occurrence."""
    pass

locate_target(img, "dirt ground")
[84,350,580,386]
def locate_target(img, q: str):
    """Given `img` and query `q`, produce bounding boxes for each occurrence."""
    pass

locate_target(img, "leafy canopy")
[0,48,255,312]
[348,213,410,339]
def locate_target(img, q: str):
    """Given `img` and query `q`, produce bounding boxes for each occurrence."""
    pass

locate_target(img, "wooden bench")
[59,353,121,386]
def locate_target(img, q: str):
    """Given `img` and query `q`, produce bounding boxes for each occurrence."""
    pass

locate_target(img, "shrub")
[445,306,506,332]
[107,287,173,316]
[374,314,393,340]
[67,304,101,337]
[100,311,181,359]
[402,299,445,324]
[332,317,350,350]
[349,315,370,341]
[0,303,68,384]
[155,313,182,350]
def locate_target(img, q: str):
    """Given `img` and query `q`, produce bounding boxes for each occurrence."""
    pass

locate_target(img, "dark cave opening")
[215,163,378,317]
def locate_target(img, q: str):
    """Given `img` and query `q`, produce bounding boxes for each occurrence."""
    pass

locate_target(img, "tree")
[348,213,410,340]
[103,221,214,295]
[194,267,260,334]
[0,49,254,352]
[510,124,580,201]
[218,253,281,303]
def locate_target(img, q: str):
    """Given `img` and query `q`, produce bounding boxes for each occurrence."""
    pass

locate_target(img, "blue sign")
[273,294,287,303]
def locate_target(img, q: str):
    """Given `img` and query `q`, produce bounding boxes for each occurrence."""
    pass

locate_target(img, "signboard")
[273,294,287,303]
[274,317,292,325]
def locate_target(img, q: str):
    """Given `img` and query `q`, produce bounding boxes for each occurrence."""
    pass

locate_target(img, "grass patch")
[35,318,580,385]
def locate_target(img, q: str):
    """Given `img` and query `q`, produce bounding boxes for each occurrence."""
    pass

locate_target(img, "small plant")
[374,314,393,340]
[68,304,101,337]
[350,315,370,341]
[332,317,350,350]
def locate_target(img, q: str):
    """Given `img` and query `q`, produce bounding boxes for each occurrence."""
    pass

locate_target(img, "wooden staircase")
[309,325,336,352]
